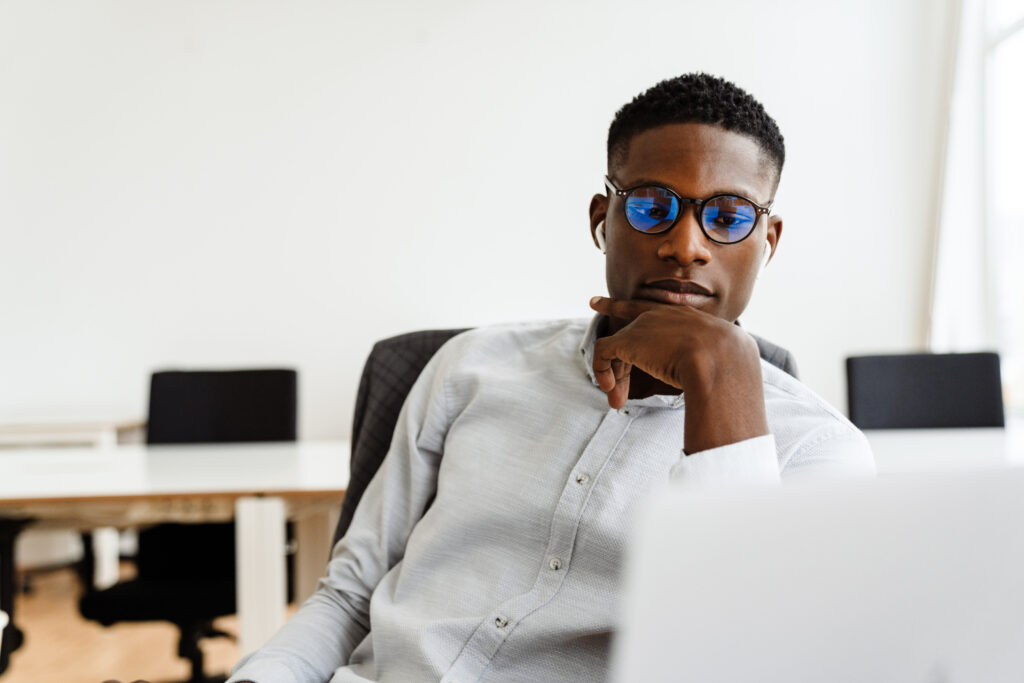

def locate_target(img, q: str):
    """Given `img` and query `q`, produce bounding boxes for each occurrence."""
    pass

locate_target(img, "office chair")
[846,352,1004,429]
[0,518,30,676]
[334,327,800,544]
[79,369,298,683]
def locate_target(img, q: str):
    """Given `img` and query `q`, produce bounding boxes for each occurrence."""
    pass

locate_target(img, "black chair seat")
[80,577,235,625]
[134,522,236,580]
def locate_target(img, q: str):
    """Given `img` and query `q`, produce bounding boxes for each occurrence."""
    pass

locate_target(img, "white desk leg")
[294,503,341,603]
[236,496,287,657]
[91,527,120,590]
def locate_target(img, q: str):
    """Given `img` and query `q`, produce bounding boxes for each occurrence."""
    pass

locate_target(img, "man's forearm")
[227,587,370,683]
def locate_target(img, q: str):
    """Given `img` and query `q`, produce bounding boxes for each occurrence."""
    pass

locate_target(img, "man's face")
[589,122,782,325]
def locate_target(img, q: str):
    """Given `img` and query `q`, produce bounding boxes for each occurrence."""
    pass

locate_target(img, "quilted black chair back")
[334,328,798,544]
[846,352,1004,429]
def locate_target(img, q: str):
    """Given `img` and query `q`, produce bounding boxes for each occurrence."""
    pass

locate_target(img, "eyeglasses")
[604,176,773,245]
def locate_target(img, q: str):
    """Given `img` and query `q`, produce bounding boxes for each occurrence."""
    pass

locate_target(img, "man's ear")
[764,214,783,266]
[589,193,608,250]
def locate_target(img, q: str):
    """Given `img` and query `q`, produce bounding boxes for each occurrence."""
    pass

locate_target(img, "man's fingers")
[597,361,631,409]
[608,361,631,409]
[592,337,616,391]
[593,339,632,406]
[593,353,626,393]
[594,362,616,393]
[589,296,663,322]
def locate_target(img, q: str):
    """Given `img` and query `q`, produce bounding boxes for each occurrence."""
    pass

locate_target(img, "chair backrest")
[146,369,298,444]
[334,328,800,544]
[846,352,1004,429]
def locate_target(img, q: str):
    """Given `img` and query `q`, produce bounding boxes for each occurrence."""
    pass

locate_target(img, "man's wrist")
[682,341,768,454]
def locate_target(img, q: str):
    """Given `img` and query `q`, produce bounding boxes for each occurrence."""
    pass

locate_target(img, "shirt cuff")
[669,434,780,491]
[227,658,300,683]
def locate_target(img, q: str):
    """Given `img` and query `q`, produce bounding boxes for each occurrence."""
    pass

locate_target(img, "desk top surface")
[865,419,1024,473]
[4,422,1023,504]
[0,440,350,504]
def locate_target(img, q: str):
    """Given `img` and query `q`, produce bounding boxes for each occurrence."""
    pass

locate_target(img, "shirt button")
[575,472,590,485]
[618,407,630,415]
[495,616,509,629]
[549,557,563,570]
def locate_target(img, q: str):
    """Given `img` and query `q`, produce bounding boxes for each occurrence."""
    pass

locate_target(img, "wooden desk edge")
[0,488,347,506]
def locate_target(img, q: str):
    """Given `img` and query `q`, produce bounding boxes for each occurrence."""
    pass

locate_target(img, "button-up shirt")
[229,316,875,683]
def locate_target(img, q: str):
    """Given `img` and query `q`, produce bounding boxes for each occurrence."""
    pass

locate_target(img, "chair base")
[178,620,233,683]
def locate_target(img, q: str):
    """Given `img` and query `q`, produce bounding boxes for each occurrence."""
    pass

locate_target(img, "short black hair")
[607,73,785,188]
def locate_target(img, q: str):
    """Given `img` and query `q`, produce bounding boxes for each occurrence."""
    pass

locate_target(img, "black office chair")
[334,327,800,544]
[846,352,1004,429]
[0,518,30,676]
[79,369,298,683]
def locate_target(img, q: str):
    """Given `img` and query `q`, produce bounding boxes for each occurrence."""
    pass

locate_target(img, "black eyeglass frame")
[604,176,774,245]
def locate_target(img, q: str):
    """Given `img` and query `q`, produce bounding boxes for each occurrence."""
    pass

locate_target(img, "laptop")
[612,470,1024,682]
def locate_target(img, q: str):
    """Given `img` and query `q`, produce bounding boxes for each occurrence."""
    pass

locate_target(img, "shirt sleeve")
[777,423,877,482]
[669,434,781,490]
[227,346,454,683]
[668,425,876,491]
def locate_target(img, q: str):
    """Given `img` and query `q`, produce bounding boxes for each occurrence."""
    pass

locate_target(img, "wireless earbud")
[759,242,772,275]
[595,220,607,254]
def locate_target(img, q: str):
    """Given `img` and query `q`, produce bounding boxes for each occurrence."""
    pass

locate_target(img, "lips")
[638,279,715,307]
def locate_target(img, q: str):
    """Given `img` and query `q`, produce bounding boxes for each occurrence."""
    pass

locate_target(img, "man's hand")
[589,296,769,453]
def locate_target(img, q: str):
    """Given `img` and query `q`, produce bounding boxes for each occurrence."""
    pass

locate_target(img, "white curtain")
[930,0,1024,415]
[930,0,986,351]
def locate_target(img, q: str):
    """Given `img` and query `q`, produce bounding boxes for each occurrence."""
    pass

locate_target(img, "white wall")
[0,0,953,439]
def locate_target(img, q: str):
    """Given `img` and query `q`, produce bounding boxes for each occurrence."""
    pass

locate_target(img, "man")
[227,73,875,683]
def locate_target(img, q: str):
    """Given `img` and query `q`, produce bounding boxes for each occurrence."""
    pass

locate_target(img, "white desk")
[0,440,349,656]
[0,417,147,586]
[866,418,1024,474]
[0,418,145,448]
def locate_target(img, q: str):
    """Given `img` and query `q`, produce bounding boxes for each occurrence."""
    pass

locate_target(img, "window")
[988,1,1024,414]
[931,0,1024,416]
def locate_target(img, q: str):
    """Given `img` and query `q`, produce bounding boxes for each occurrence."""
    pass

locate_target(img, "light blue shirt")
[229,316,875,683]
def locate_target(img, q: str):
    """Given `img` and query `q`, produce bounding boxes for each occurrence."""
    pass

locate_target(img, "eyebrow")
[617,176,769,205]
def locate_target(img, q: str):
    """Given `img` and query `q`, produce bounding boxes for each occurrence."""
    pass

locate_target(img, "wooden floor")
[3,565,296,683]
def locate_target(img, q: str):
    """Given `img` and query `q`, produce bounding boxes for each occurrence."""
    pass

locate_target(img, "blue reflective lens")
[702,196,757,243]
[624,187,680,233]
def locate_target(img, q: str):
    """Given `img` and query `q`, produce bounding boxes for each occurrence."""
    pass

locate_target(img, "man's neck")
[628,368,678,400]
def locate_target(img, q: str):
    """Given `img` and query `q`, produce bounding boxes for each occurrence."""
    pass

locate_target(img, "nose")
[655,206,712,265]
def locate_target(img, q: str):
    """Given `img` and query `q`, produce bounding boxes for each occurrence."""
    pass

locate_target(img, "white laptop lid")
[612,470,1024,683]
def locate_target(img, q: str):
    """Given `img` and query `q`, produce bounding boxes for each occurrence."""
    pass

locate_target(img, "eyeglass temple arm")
[603,176,625,196]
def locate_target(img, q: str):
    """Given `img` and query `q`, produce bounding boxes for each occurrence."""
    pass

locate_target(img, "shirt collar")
[578,313,685,409]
